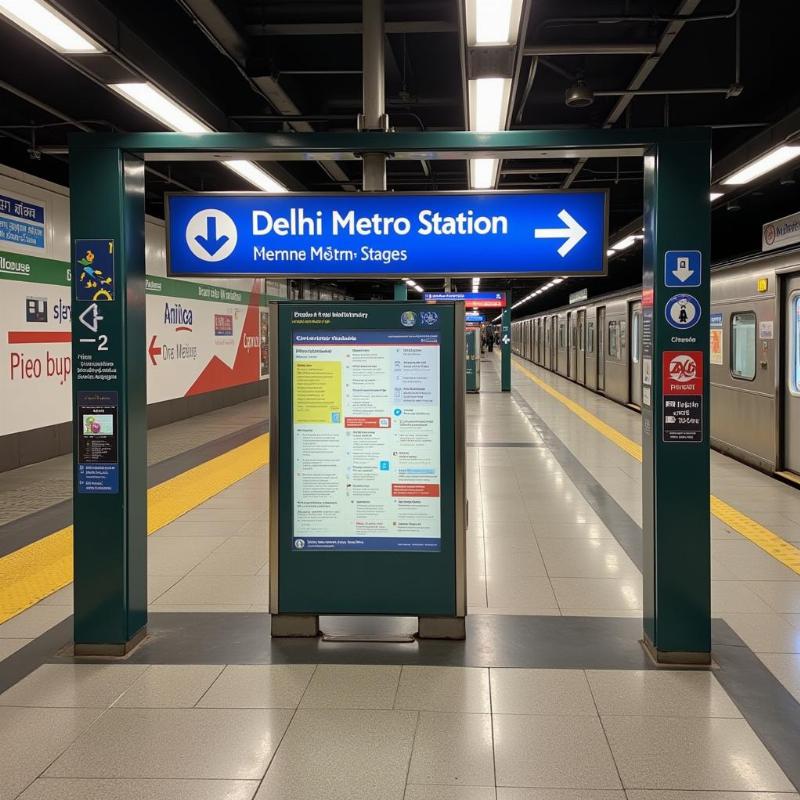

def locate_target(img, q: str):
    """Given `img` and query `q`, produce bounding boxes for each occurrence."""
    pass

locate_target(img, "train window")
[791,293,800,395]
[632,312,641,364]
[608,321,618,357]
[587,322,595,353]
[559,322,566,347]
[731,311,756,381]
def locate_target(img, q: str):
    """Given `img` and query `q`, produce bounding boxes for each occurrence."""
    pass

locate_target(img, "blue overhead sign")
[166,192,607,278]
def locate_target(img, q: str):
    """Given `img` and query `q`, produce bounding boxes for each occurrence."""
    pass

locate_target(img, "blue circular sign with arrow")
[665,293,701,330]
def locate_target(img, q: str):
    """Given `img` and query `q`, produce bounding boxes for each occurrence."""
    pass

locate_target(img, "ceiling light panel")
[109,83,211,133]
[721,145,800,185]
[465,0,524,46]
[0,0,104,53]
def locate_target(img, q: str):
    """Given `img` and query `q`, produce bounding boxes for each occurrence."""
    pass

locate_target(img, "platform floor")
[0,356,799,798]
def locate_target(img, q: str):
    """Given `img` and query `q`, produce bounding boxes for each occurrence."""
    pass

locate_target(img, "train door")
[630,301,642,407]
[544,319,550,368]
[597,306,606,392]
[785,274,800,475]
[549,315,557,368]
[576,309,586,384]
[566,312,574,378]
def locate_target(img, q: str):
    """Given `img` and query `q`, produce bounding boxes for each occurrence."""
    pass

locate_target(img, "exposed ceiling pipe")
[523,43,657,55]
[0,78,194,191]
[562,0,704,189]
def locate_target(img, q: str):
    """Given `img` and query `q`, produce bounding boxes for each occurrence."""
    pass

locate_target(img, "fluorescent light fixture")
[466,0,524,46]
[710,191,724,201]
[110,83,211,133]
[223,160,287,193]
[611,236,636,251]
[0,0,104,53]
[470,77,510,132]
[722,145,800,185]
[470,158,499,189]
[552,278,564,284]
[109,82,286,193]
[606,249,615,257]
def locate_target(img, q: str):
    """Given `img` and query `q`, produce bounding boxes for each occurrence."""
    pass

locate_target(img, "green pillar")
[70,147,147,655]
[641,136,711,663]
[501,308,511,391]
[394,282,408,300]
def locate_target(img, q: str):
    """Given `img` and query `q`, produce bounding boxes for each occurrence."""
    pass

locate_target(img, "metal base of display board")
[418,616,466,640]
[270,614,466,640]
[270,614,320,638]
[73,626,147,657]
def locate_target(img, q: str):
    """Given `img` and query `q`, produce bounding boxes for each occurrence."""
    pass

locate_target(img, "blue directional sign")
[166,192,607,278]
[664,250,701,288]
[465,313,486,323]
[424,292,506,306]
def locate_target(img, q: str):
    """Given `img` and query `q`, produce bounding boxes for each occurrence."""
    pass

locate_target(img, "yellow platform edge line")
[513,360,800,576]
[0,433,269,624]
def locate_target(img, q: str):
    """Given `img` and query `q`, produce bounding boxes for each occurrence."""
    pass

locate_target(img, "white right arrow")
[672,262,695,282]
[534,209,587,257]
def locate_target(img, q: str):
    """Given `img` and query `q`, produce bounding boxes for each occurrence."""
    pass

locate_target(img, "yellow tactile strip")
[0,434,269,625]
[513,360,800,576]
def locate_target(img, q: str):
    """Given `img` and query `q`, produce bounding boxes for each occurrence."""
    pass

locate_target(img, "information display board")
[271,301,465,616]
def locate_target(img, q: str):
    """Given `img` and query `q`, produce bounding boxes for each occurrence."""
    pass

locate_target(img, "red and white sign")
[344,416,391,428]
[662,351,703,394]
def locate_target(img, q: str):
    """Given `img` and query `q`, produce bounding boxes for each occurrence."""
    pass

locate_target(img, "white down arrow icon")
[534,209,587,257]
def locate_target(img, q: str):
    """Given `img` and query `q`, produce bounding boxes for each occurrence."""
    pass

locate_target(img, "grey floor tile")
[395,666,490,713]
[721,613,800,653]
[756,652,800,703]
[197,664,315,708]
[0,664,149,708]
[0,707,103,800]
[746,581,800,614]
[0,637,32,659]
[586,670,741,718]
[490,668,597,715]
[189,537,268,576]
[0,605,70,638]
[496,791,625,800]
[601,716,795,791]
[624,793,799,800]
[255,708,417,800]
[408,712,495,787]
[299,664,400,709]
[538,539,640,580]
[114,665,225,708]
[711,582,774,614]
[405,786,496,800]
[485,575,559,611]
[152,575,269,606]
[17,778,260,800]
[493,714,621,789]
[147,536,228,577]
[45,708,293,780]
[550,577,642,611]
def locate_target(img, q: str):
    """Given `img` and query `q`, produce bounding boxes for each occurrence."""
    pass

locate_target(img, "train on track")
[511,248,800,482]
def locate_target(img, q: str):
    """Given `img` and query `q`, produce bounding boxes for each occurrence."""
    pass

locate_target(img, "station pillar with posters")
[501,308,511,391]
[69,147,147,655]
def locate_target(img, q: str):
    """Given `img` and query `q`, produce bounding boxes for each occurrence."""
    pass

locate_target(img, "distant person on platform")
[487,330,494,352]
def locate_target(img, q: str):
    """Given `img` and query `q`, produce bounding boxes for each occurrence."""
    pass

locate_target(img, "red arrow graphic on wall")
[148,335,162,366]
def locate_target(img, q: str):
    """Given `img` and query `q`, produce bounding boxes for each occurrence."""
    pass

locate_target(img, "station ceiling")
[2,1,800,309]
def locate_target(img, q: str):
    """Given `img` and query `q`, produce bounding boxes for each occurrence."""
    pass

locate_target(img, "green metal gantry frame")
[69,128,711,663]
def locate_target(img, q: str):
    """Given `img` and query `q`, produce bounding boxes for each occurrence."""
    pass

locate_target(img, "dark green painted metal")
[393,282,408,300]
[276,302,457,615]
[70,148,147,647]
[501,309,511,392]
[67,126,710,654]
[68,127,710,156]
[641,137,712,657]
[466,329,480,392]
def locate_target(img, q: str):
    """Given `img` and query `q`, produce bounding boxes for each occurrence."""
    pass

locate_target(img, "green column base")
[642,635,711,667]
[73,625,147,657]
